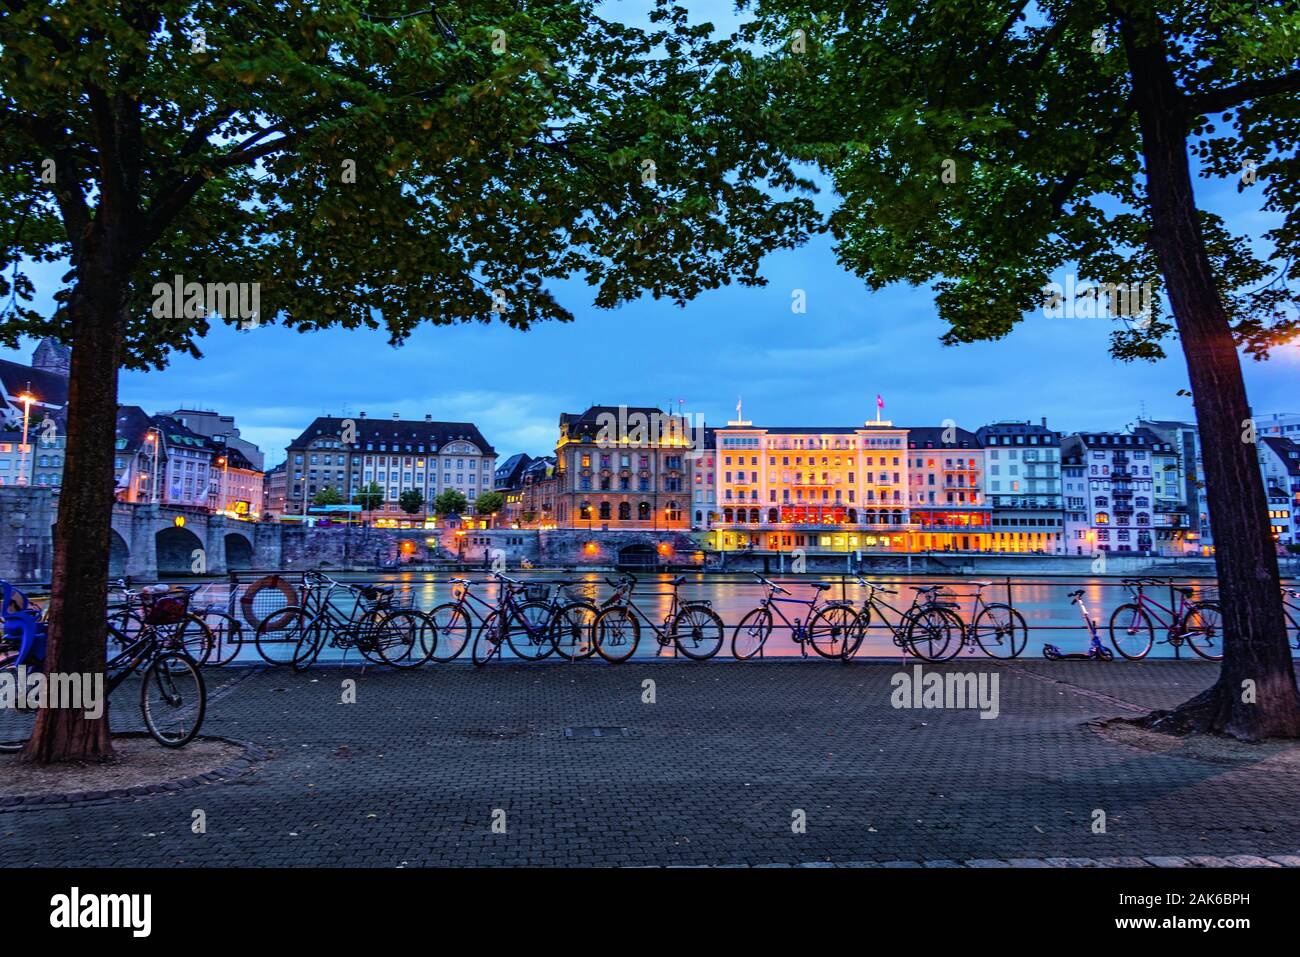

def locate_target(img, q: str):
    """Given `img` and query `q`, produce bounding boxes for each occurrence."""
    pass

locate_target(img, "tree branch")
[1187,70,1300,116]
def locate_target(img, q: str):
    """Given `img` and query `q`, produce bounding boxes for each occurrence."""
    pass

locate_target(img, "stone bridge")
[0,487,708,583]
[0,487,276,581]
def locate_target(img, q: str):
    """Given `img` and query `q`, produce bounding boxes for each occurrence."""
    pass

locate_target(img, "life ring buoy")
[240,574,299,630]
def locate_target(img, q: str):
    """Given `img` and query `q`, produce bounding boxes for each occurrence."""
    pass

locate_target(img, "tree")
[312,486,343,507]
[743,0,1300,738]
[434,489,468,517]
[474,489,505,517]
[398,488,424,515]
[354,482,384,513]
[0,3,816,761]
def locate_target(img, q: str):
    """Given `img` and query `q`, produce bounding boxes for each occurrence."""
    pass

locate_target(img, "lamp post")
[144,427,164,504]
[215,455,229,514]
[16,388,34,486]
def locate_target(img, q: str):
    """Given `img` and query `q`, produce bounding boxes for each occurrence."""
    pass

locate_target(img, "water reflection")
[213,570,1228,664]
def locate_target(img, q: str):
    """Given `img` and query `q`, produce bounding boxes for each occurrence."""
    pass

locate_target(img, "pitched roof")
[114,405,155,454]
[1263,436,1300,476]
[494,452,533,487]
[904,426,982,449]
[288,416,495,455]
[0,358,69,420]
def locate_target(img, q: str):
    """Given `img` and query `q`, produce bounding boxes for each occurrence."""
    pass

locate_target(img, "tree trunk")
[1118,4,1300,740]
[21,271,127,762]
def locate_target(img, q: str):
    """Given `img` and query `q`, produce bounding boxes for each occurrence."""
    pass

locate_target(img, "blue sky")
[4,2,1297,465]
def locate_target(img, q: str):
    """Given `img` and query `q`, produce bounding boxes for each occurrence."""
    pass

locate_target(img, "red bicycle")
[1107,577,1222,660]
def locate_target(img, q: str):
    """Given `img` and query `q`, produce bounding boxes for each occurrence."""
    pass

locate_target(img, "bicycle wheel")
[732,607,773,660]
[255,605,311,665]
[424,603,472,662]
[972,604,1028,659]
[197,610,244,666]
[550,601,598,661]
[176,612,215,665]
[902,606,958,661]
[1108,603,1154,659]
[374,609,431,668]
[842,604,871,660]
[506,600,558,661]
[593,605,640,663]
[672,604,725,660]
[808,603,861,659]
[140,651,206,747]
[1182,601,1224,660]
[472,611,502,666]
[0,656,35,753]
[292,615,329,671]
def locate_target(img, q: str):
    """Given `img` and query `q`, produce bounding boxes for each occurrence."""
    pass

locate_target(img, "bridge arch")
[224,531,254,571]
[156,524,206,576]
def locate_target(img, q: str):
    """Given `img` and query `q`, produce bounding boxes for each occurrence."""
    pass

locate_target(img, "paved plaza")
[5,659,1300,867]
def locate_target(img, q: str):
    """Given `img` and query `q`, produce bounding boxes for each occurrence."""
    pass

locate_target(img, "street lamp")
[215,455,229,514]
[16,388,34,486]
[144,427,164,504]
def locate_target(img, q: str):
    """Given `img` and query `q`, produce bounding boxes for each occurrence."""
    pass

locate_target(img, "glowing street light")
[16,387,34,486]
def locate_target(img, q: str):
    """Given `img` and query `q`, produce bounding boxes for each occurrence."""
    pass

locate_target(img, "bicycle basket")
[525,583,549,602]
[141,589,191,625]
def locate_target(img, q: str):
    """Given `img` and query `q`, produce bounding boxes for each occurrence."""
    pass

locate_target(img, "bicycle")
[593,573,725,663]
[253,571,423,671]
[839,579,964,662]
[1044,589,1114,660]
[1108,577,1222,660]
[730,573,859,660]
[191,580,247,667]
[108,581,215,665]
[466,573,601,665]
[930,581,1028,660]
[1,580,207,750]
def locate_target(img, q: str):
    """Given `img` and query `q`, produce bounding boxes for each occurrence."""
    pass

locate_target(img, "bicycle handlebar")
[751,572,790,595]
[854,577,897,594]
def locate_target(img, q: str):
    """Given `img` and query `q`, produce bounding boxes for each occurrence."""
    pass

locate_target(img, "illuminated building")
[1259,436,1300,546]
[1061,429,1183,555]
[977,420,1064,553]
[712,412,911,554]
[284,413,496,525]
[905,427,991,552]
[553,405,693,530]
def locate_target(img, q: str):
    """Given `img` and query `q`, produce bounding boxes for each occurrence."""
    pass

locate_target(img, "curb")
[0,733,268,812]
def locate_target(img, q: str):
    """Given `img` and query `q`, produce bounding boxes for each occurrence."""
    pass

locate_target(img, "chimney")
[425,414,431,422]
[1040,416,1047,427]
[392,412,400,420]
[359,410,366,419]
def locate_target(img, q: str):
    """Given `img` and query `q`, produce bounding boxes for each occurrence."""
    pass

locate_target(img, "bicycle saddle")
[360,585,393,600]
[911,585,941,593]
[670,576,687,586]
[810,582,831,591]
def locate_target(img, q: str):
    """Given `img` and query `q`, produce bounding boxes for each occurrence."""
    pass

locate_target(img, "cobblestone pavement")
[5,660,1299,867]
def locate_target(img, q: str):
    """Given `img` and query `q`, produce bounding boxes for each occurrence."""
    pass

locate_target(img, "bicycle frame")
[1126,581,1199,637]
[605,579,685,642]
[300,576,390,647]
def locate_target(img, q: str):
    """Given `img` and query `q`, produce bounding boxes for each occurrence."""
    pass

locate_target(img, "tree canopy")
[740,0,1299,360]
[1,0,819,362]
